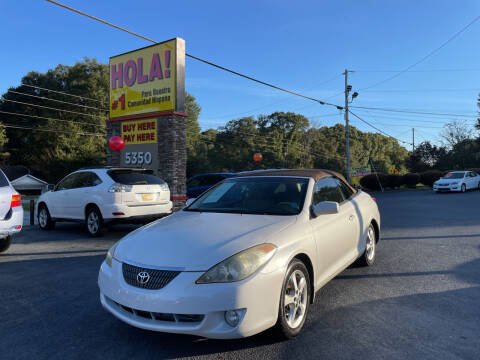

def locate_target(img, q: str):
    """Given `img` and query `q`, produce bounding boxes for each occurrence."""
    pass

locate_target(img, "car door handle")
[349,214,355,222]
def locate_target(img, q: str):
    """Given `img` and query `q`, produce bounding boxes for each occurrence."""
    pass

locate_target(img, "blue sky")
[1,0,479,147]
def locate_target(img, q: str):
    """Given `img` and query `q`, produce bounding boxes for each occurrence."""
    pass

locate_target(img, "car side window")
[205,175,224,186]
[187,176,204,188]
[337,178,354,200]
[312,177,345,205]
[73,172,92,188]
[89,173,102,186]
[56,174,78,191]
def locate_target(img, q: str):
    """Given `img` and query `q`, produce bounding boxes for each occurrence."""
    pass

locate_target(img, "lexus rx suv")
[0,169,23,253]
[37,167,172,236]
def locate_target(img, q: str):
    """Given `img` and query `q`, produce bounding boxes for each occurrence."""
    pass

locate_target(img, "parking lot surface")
[1,190,480,360]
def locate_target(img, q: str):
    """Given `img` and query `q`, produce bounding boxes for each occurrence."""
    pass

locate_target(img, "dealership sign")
[351,165,372,177]
[109,38,185,120]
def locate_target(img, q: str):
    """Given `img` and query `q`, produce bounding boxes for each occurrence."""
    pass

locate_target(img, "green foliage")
[419,170,442,187]
[384,174,403,189]
[403,173,420,188]
[360,174,383,190]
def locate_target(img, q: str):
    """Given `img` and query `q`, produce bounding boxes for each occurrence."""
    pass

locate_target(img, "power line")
[0,123,104,137]
[0,110,105,128]
[350,105,477,118]
[19,82,107,105]
[358,14,480,91]
[7,89,108,111]
[46,0,343,110]
[355,68,480,73]
[348,110,412,145]
[362,88,480,93]
[353,109,478,125]
[1,98,108,120]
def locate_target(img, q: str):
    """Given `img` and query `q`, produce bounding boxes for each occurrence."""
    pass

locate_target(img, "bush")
[360,174,386,191]
[419,170,442,187]
[384,174,403,189]
[402,173,421,188]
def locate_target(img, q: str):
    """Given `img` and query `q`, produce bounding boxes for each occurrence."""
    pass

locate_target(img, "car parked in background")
[98,169,380,339]
[0,169,23,253]
[37,167,172,237]
[186,173,235,199]
[433,171,480,193]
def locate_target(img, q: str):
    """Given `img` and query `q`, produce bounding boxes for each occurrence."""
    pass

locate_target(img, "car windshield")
[185,177,309,215]
[443,172,465,179]
[107,170,166,185]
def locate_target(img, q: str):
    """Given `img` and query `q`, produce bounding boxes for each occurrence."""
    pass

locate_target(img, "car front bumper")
[98,258,284,339]
[101,202,173,220]
[433,184,461,192]
[0,207,23,237]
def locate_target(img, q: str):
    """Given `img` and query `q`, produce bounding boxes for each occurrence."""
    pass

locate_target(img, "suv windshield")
[107,169,166,185]
[443,172,465,179]
[185,177,309,215]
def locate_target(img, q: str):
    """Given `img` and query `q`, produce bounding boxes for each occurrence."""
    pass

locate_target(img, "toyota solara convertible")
[98,169,380,339]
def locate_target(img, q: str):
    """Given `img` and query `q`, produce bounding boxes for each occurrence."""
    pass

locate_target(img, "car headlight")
[451,182,458,185]
[105,242,119,267]
[196,244,277,284]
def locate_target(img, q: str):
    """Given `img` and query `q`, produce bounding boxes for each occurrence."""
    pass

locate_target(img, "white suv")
[0,169,23,253]
[37,167,173,236]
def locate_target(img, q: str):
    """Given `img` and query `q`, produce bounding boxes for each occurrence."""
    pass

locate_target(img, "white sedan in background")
[433,171,480,193]
[98,169,380,339]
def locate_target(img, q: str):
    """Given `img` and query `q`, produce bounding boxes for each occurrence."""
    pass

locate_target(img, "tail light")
[371,197,377,204]
[108,183,133,193]
[11,194,21,207]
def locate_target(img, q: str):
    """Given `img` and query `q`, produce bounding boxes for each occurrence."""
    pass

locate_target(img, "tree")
[440,120,472,149]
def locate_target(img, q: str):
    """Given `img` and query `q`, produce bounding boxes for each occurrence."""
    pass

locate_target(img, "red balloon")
[253,153,263,162]
[108,136,125,151]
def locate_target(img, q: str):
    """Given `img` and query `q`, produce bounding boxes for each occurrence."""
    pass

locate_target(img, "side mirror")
[185,198,196,207]
[311,201,339,217]
[47,184,55,192]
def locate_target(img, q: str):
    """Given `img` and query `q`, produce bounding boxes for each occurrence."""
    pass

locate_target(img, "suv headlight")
[105,242,119,267]
[196,244,277,284]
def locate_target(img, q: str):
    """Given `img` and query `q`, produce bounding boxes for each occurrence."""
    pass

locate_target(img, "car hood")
[114,210,297,271]
[436,178,462,184]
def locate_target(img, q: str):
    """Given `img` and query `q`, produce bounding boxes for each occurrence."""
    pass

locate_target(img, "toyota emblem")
[137,271,150,284]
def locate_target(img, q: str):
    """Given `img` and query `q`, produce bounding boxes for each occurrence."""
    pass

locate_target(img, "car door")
[309,177,359,286]
[47,173,79,218]
[468,172,477,189]
[63,172,98,219]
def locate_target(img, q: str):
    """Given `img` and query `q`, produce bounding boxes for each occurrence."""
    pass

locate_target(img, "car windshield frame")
[184,176,310,216]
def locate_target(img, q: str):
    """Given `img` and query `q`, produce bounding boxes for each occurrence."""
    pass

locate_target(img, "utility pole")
[412,128,415,151]
[344,69,351,183]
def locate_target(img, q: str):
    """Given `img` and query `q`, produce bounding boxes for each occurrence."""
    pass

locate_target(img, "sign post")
[106,38,187,210]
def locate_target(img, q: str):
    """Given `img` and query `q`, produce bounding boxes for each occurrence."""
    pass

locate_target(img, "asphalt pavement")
[1,189,480,360]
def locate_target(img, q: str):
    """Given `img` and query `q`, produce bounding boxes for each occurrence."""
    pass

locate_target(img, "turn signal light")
[11,195,21,208]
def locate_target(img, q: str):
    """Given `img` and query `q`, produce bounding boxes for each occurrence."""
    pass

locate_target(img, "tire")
[477,182,480,190]
[273,259,311,339]
[357,224,377,266]
[38,204,56,230]
[86,206,105,237]
[0,236,11,253]
[461,184,466,193]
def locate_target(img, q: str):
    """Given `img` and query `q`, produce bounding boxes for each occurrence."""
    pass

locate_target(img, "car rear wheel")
[38,205,55,230]
[461,184,466,193]
[357,224,376,266]
[273,259,310,339]
[0,236,11,253]
[86,206,105,237]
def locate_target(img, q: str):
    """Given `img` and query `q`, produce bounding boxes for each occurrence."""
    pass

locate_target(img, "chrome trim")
[118,258,186,271]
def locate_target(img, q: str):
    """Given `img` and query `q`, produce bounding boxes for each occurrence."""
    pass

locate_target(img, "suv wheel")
[86,206,105,237]
[0,236,11,253]
[38,205,55,230]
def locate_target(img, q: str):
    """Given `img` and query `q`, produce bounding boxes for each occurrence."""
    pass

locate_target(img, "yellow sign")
[391,168,399,174]
[109,38,182,120]
[121,119,157,145]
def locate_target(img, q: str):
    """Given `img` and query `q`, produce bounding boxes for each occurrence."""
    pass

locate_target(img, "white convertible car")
[98,169,380,339]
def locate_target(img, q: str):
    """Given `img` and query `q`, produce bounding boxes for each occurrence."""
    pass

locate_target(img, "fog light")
[225,310,240,327]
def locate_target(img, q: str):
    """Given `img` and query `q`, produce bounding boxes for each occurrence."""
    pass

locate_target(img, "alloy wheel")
[39,208,48,228]
[87,211,99,234]
[284,269,308,329]
[366,225,376,262]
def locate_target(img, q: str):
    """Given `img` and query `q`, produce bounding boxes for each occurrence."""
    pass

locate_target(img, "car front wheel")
[461,184,466,193]
[0,236,11,253]
[86,206,105,237]
[38,205,55,230]
[357,224,377,266]
[274,259,311,339]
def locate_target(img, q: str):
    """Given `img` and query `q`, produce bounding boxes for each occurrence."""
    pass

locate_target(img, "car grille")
[106,296,204,323]
[122,263,180,290]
